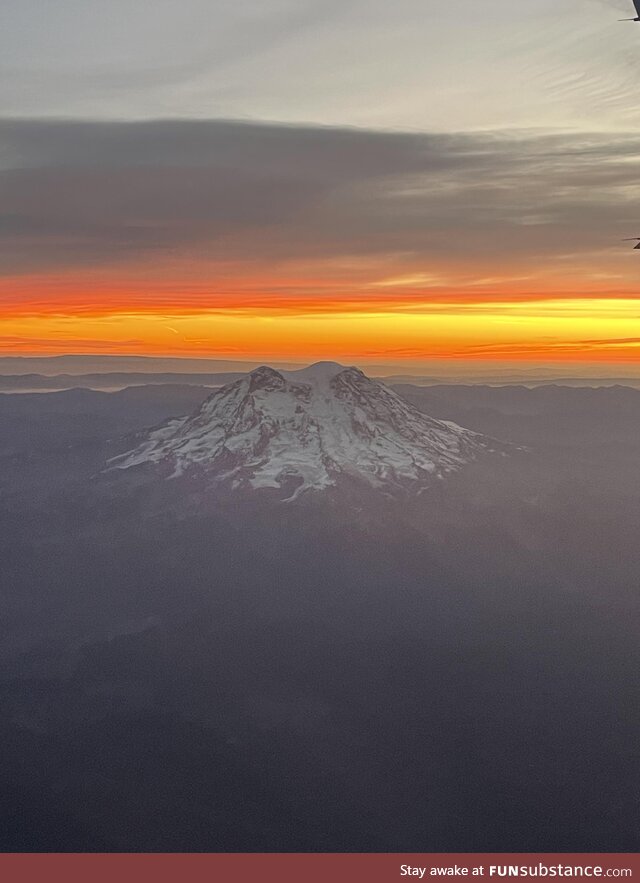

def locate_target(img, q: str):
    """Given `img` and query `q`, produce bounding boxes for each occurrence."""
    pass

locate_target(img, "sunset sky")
[1,0,640,372]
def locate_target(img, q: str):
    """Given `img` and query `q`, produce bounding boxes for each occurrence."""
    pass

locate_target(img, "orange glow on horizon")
[2,267,640,367]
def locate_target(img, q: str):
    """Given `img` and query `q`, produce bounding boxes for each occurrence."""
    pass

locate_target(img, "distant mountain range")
[0,355,297,376]
[0,372,245,391]
[2,370,640,392]
[1,355,639,389]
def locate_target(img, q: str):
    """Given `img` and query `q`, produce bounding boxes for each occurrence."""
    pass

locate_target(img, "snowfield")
[109,362,500,497]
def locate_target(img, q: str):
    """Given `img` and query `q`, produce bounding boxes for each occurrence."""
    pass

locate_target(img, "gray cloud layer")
[1,118,639,279]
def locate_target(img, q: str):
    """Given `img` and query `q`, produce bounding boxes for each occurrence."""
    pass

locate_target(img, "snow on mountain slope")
[108,362,504,498]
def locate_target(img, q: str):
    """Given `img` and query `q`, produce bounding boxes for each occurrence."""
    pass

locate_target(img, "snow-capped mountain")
[108,362,504,498]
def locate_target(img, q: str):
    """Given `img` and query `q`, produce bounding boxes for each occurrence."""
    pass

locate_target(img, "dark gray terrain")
[0,381,638,851]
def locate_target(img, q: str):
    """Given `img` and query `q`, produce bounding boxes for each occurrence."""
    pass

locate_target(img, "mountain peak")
[247,362,357,390]
[247,365,287,392]
[282,361,356,382]
[108,363,505,499]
